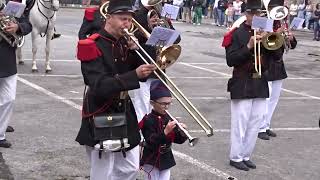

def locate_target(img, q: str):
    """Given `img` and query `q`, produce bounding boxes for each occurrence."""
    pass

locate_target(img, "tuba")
[0,14,24,47]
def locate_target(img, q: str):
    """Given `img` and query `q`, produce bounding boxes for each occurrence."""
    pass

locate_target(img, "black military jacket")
[140,110,187,170]
[75,30,144,150]
[0,0,32,78]
[263,37,297,81]
[78,8,105,40]
[226,23,269,99]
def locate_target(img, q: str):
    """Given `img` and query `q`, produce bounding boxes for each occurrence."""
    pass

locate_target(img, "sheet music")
[161,3,180,20]
[2,1,26,18]
[290,17,305,30]
[146,26,180,47]
[252,16,274,32]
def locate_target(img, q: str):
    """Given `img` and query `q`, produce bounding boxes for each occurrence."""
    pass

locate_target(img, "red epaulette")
[84,7,98,21]
[77,33,102,62]
[138,114,148,130]
[221,28,237,48]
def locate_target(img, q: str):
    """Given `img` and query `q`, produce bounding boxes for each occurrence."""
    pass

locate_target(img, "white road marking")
[180,63,320,100]
[66,96,319,100]
[179,62,232,77]
[173,150,237,180]
[17,73,320,80]
[18,74,82,78]
[189,127,320,133]
[17,77,82,111]
[17,77,237,180]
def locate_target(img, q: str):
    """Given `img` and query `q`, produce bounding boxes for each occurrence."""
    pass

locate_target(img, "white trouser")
[129,79,154,122]
[260,80,283,132]
[230,98,267,162]
[142,164,171,180]
[86,145,140,180]
[0,74,17,140]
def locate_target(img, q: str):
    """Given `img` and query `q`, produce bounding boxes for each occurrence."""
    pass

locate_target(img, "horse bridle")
[36,0,58,37]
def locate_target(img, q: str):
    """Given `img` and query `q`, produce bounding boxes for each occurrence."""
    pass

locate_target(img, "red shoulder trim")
[222,28,237,48]
[77,33,102,62]
[84,7,98,21]
[138,114,148,130]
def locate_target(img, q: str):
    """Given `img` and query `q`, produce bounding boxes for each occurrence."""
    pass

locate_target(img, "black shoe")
[229,160,249,171]
[243,160,256,169]
[6,126,14,132]
[258,132,270,140]
[266,129,277,137]
[51,33,61,40]
[0,139,12,148]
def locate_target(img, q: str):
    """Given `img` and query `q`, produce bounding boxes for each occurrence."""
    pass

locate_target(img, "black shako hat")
[150,80,171,101]
[269,0,284,7]
[246,0,262,12]
[107,0,134,14]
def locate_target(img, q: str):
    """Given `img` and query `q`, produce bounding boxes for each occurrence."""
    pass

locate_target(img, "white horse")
[17,0,59,73]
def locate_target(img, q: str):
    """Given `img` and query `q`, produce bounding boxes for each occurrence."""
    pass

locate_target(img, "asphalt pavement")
[0,8,319,180]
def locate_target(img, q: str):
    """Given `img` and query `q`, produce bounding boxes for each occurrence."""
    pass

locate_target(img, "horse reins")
[36,0,57,37]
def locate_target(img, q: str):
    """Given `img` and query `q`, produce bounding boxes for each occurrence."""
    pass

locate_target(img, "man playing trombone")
[223,0,269,171]
[75,0,156,179]
[258,0,297,140]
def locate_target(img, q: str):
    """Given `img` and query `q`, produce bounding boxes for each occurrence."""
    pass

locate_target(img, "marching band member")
[75,0,155,179]
[0,0,32,148]
[139,80,187,180]
[222,0,268,171]
[258,0,297,140]
[130,0,181,122]
[78,0,108,40]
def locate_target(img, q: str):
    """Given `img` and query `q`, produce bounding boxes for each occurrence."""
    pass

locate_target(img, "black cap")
[246,0,262,12]
[269,0,284,7]
[107,0,134,14]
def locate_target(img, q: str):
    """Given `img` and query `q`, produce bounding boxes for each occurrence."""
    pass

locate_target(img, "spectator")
[213,0,219,25]
[289,0,298,23]
[313,3,320,40]
[192,0,203,25]
[182,0,193,23]
[226,2,234,29]
[217,0,227,26]
[297,0,305,19]
[305,0,313,29]
[233,0,242,21]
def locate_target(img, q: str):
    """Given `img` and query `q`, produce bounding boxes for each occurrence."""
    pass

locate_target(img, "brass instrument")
[0,14,24,47]
[99,1,213,137]
[165,110,199,147]
[101,1,181,69]
[124,27,213,136]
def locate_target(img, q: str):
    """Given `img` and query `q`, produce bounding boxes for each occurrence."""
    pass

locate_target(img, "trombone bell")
[262,32,284,51]
[158,44,181,69]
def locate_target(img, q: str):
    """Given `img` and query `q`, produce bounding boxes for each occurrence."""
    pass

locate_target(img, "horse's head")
[42,0,59,11]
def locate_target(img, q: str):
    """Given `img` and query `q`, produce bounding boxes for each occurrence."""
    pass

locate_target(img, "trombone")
[165,110,199,147]
[100,2,214,137]
[123,25,213,136]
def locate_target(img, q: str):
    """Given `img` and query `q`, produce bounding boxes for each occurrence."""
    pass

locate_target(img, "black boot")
[6,126,14,132]
[266,129,277,137]
[243,160,256,169]
[0,139,12,148]
[229,160,249,171]
[258,132,270,140]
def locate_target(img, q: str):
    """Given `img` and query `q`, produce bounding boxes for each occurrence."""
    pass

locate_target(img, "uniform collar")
[98,29,118,42]
[151,110,166,119]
